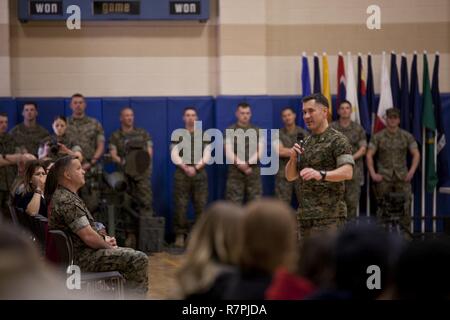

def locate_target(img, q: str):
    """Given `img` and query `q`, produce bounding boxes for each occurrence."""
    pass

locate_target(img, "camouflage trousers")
[374,178,412,234]
[344,178,361,220]
[297,201,347,239]
[77,247,149,297]
[226,165,262,204]
[173,167,208,235]
[275,173,298,204]
[128,175,153,212]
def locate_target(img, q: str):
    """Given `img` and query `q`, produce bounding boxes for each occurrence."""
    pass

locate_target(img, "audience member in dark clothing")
[13,160,47,217]
[393,236,450,299]
[309,220,403,300]
[175,201,245,300]
[223,199,297,300]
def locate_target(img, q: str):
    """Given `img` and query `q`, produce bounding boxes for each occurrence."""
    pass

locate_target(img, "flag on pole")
[322,52,332,122]
[336,53,346,120]
[367,54,376,130]
[410,53,422,145]
[345,52,361,124]
[431,52,449,186]
[374,52,393,133]
[400,54,410,132]
[301,53,311,97]
[357,54,371,134]
[422,52,438,193]
[313,53,321,94]
[390,52,401,109]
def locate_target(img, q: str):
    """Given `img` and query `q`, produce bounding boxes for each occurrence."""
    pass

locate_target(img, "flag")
[345,52,360,124]
[400,54,410,132]
[422,53,438,192]
[390,52,401,109]
[357,54,371,134]
[432,53,449,186]
[313,53,321,94]
[322,53,332,122]
[301,53,311,97]
[410,53,422,145]
[374,52,393,133]
[367,54,376,130]
[336,53,346,120]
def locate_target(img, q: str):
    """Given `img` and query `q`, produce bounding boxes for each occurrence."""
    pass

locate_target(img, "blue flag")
[400,55,410,132]
[301,55,311,97]
[357,55,371,134]
[410,53,422,145]
[432,54,449,186]
[390,52,401,109]
[366,54,376,130]
[313,54,321,94]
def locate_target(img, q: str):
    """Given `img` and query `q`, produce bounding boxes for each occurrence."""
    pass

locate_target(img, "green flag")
[422,54,438,192]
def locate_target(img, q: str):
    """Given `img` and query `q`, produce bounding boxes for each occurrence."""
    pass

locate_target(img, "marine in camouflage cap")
[367,106,420,236]
[286,93,355,239]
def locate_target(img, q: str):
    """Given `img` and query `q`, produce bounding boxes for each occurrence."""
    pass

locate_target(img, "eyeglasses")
[33,172,47,177]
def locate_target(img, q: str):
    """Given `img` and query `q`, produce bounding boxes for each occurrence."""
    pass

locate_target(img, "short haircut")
[0,112,8,118]
[53,155,77,183]
[339,99,352,108]
[237,102,250,110]
[281,106,296,115]
[120,106,133,115]
[22,102,38,111]
[53,115,67,123]
[302,93,329,108]
[71,93,84,100]
[183,106,197,114]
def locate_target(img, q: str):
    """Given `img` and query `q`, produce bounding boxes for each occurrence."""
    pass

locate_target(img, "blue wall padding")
[0,94,448,236]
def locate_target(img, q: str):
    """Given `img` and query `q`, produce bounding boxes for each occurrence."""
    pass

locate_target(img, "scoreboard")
[18,0,210,22]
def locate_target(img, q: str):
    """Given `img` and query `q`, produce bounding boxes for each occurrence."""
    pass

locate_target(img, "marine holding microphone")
[285,93,355,238]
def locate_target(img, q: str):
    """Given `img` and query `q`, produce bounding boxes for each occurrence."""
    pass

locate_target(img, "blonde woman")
[223,198,298,300]
[175,201,244,299]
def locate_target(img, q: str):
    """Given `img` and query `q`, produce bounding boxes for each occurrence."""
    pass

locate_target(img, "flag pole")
[433,130,437,233]
[421,127,425,234]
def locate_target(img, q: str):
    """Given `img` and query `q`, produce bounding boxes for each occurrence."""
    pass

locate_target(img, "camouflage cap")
[386,108,400,117]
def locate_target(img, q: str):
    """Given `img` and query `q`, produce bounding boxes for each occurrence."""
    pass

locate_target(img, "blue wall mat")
[15,98,65,133]
[129,98,169,229]
[0,98,17,131]
[167,97,215,221]
[64,98,104,123]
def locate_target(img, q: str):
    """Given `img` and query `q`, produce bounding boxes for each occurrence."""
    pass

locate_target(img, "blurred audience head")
[176,201,245,297]
[240,198,297,274]
[22,160,46,194]
[334,220,403,299]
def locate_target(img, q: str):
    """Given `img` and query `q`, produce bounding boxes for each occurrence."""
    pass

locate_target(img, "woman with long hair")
[13,160,47,217]
[175,201,245,299]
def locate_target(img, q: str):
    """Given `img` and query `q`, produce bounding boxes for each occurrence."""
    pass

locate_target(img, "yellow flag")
[322,53,332,122]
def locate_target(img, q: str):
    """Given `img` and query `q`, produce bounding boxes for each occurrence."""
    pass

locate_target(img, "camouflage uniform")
[330,121,367,219]
[275,126,308,204]
[40,133,82,162]
[368,128,418,232]
[225,123,262,204]
[48,186,148,296]
[296,126,355,238]
[10,123,49,156]
[172,130,208,236]
[109,128,153,237]
[0,133,18,221]
[66,116,105,214]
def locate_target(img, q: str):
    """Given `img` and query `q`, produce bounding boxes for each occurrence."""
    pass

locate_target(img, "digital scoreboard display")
[19,0,209,21]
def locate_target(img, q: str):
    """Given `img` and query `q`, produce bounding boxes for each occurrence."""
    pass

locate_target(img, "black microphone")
[296,132,304,171]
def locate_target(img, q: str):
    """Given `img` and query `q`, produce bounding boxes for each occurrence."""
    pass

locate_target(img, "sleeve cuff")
[337,154,355,167]
[69,216,90,233]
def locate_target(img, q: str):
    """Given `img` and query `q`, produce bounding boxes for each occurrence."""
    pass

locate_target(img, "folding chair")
[48,229,125,299]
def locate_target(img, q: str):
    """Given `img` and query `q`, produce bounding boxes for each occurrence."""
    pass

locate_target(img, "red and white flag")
[374,52,393,133]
